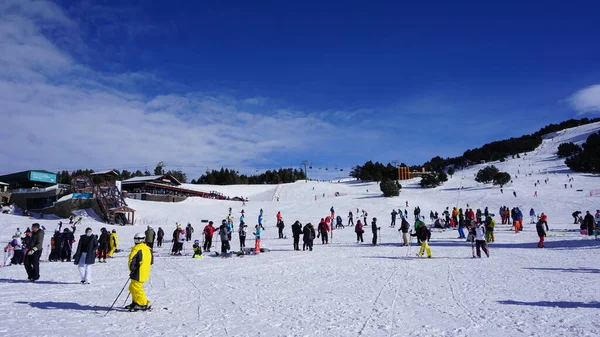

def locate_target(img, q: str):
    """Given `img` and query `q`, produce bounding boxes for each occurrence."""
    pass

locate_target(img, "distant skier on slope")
[371,218,380,246]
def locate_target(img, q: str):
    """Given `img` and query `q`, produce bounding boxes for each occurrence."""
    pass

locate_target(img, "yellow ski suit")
[128,243,153,306]
[108,232,118,257]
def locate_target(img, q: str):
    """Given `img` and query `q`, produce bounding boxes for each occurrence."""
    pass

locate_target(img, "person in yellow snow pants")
[419,241,432,258]
[126,233,153,310]
[108,230,119,257]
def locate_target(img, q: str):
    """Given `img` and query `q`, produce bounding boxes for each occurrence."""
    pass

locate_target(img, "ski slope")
[1,123,599,337]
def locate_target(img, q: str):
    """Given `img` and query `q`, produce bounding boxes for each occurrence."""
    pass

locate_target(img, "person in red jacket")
[202,221,217,252]
[317,218,330,244]
[354,220,364,243]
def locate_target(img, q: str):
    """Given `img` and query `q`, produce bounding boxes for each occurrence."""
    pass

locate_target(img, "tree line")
[564,131,600,173]
[191,168,307,185]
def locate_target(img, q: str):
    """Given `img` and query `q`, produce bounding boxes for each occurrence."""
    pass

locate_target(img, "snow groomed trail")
[1,122,599,337]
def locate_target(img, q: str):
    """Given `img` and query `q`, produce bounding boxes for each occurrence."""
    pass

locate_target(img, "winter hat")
[194,239,200,244]
[209,221,214,225]
[31,223,40,229]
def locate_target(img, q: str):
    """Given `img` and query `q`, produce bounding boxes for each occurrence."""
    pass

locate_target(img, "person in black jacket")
[74,227,98,284]
[411,222,432,258]
[156,227,164,247]
[583,211,595,236]
[399,218,410,246]
[98,228,109,263]
[277,220,285,239]
[536,220,549,248]
[303,223,315,251]
[24,223,44,281]
[60,227,75,262]
[371,218,380,245]
[291,221,303,251]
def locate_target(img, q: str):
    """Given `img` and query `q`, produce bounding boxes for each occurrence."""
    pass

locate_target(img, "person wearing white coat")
[475,222,490,258]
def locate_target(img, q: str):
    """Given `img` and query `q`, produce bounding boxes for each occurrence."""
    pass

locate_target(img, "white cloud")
[569,84,600,114]
[0,1,367,177]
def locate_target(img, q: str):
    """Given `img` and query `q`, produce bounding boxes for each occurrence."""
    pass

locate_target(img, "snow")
[1,123,600,337]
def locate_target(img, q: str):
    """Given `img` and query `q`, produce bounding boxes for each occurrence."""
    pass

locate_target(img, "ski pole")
[105,278,130,316]
[122,292,131,306]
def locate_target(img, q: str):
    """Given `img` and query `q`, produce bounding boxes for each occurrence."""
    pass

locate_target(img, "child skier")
[238,221,247,251]
[192,240,203,258]
[126,232,153,311]
[254,224,263,253]
[536,219,549,248]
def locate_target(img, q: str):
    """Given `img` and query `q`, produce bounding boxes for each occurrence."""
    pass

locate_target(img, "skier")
[391,209,397,228]
[595,210,600,239]
[583,211,595,236]
[108,229,118,258]
[254,224,263,253]
[277,219,285,239]
[126,232,153,311]
[291,221,302,251]
[24,223,44,281]
[98,228,109,263]
[192,240,203,258]
[529,208,536,224]
[74,227,98,284]
[362,210,368,226]
[5,234,23,265]
[317,218,329,244]
[302,223,315,251]
[457,211,466,239]
[156,227,164,248]
[61,227,75,261]
[226,217,233,241]
[485,216,495,243]
[202,221,216,252]
[145,226,155,249]
[536,219,549,248]
[218,220,230,255]
[348,211,354,226]
[238,221,247,251]
[276,211,282,227]
[185,223,194,241]
[513,191,517,197]
[399,217,410,246]
[49,229,61,262]
[330,206,335,222]
[258,213,264,228]
[371,218,380,246]
[355,220,364,243]
[411,222,432,258]
[572,211,582,224]
[474,222,490,258]
[171,225,182,255]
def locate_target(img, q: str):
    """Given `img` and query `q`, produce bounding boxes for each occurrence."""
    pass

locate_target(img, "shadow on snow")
[497,300,600,309]
[0,278,77,285]
[523,267,600,274]
[15,301,111,311]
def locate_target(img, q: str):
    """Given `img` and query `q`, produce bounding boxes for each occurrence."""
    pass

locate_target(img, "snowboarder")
[371,218,380,245]
[317,218,329,244]
[156,227,164,248]
[24,223,44,281]
[203,221,216,252]
[291,221,302,251]
[98,228,109,263]
[126,232,153,311]
[108,229,118,258]
[74,227,98,284]
[536,219,549,248]
[411,222,432,258]
[238,221,247,251]
[145,226,155,249]
[355,220,364,243]
[391,209,398,228]
[475,222,490,258]
[302,223,315,251]
[192,240,203,258]
[399,217,410,246]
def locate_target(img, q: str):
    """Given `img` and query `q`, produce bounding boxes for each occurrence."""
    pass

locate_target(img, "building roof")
[122,174,181,185]
[0,181,8,186]
[91,170,120,177]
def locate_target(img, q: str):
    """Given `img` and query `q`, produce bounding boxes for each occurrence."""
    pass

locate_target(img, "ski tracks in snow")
[357,261,401,337]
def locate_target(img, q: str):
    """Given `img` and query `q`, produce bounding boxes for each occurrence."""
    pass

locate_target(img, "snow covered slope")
[1,122,599,337]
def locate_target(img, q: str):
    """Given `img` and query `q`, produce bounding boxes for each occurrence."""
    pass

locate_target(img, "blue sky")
[2,0,600,180]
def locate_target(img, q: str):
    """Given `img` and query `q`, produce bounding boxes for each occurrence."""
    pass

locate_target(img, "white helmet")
[134,232,146,244]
